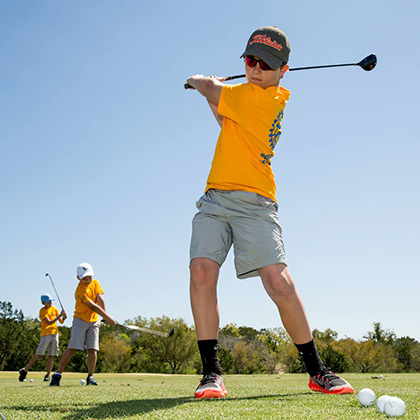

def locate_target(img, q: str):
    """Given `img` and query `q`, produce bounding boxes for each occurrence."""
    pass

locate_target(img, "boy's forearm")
[84,299,115,324]
[96,294,106,311]
[85,300,107,318]
[186,75,223,104]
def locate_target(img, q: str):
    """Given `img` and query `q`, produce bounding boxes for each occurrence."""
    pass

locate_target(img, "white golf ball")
[29,379,33,382]
[23,379,27,382]
[384,397,406,417]
[80,379,86,385]
[377,395,392,413]
[358,388,376,406]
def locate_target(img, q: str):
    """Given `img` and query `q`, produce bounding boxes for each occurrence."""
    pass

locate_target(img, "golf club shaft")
[118,322,169,337]
[289,62,355,71]
[184,54,375,89]
[45,273,65,311]
[184,63,354,88]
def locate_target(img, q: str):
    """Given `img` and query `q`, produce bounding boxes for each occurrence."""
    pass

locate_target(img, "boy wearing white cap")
[186,26,354,398]
[18,294,66,382]
[49,262,116,386]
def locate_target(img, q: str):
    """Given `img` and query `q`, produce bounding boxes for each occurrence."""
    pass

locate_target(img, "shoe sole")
[195,387,228,399]
[309,380,354,394]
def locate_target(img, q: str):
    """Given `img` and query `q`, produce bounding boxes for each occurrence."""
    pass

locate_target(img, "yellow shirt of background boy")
[39,306,60,337]
[206,82,290,202]
[74,279,104,323]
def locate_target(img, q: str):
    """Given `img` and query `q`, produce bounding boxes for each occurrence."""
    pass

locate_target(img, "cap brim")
[79,271,94,279]
[240,47,284,69]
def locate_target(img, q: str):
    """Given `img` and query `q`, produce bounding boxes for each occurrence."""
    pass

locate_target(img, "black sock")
[197,339,222,375]
[295,339,325,376]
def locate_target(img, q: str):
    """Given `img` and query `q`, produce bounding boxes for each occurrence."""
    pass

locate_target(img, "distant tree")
[0,302,25,369]
[410,342,420,372]
[220,323,242,338]
[313,328,339,343]
[312,329,349,372]
[0,302,40,371]
[218,347,234,374]
[392,337,419,372]
[237,326,259,342]
[339,338,400,373]
[130,316,197,374]
[99,333,131,372]
[232,341,260,373]
[318,343,349,373]
[364,322,396,344]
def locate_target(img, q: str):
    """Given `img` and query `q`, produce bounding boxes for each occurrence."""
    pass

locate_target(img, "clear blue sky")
[1,1,419,341]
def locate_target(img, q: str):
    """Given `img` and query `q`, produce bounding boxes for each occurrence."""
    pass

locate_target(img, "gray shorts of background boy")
[35,334,59,356]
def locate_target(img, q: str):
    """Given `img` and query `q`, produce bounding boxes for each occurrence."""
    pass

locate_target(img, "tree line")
[1,301,420,374]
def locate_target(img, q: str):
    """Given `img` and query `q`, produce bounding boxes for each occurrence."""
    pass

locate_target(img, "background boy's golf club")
[184,53,377,89]
[118,322,175,338]
[101,320,175,338]
[45,273,66,318]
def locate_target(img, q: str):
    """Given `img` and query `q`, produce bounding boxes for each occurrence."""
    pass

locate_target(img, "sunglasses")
[244,56,275,71]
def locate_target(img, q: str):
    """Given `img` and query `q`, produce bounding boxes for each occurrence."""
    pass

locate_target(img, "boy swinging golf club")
[186,26,354,399]
[49,262,116,386]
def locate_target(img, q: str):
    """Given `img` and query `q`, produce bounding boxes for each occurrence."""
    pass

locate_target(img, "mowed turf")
[0,372,419,419]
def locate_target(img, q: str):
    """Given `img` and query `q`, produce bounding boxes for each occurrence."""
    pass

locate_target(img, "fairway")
[0,373,419,419]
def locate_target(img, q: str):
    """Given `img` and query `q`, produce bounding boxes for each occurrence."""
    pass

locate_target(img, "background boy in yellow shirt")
[186,26,354,399]
[19,293,66,382]
[49,262,116,386]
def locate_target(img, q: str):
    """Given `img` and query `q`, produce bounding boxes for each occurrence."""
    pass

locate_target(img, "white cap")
[77,262,94,279]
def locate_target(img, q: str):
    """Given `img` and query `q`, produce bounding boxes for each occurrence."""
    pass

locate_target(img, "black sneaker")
[43,374,50,382]
[49,373,62,386]
[19,368,27,382]
[194,373,227,399]
[86,375,98,386]
[309,369,354,394]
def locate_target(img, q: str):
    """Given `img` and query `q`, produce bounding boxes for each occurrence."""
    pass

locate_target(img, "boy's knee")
[265,272,296,300]
[190,258,219,288]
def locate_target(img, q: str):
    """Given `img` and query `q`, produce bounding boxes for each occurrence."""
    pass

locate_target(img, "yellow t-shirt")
[39,306,60,337]
[206,82,290,202]
[74,279,104,323]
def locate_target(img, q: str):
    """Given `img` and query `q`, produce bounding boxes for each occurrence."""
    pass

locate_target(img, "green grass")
[0,372,419,419]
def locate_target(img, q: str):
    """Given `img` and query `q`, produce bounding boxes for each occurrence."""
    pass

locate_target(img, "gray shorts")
[190,189,287,279]
[35,334,59,356]
[68,317,100,351]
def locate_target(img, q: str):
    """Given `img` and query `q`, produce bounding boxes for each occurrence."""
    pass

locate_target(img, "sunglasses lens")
[259,61,272,70]
[245,56,258,67]
[245,56,273,71]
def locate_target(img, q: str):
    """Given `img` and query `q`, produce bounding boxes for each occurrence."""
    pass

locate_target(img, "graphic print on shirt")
[260,110,284,166]
[269,110,284,150]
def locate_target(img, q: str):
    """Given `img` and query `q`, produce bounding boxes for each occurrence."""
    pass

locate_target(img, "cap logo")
[82,267,87,271]
[250,34,283,52]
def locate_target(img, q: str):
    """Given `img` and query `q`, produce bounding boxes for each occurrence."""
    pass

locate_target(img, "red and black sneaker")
[194,373,228,399]
[309,369,354,394]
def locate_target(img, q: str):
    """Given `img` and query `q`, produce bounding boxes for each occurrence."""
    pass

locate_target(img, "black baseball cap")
[240,26,290,69]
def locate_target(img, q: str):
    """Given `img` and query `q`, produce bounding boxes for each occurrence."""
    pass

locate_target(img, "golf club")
[116,322,175,338]
[184,54,377,89]
[45,273,66,316]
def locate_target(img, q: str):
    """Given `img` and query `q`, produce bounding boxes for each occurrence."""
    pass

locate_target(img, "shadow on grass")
[54,392,313,419]
[8,392,312,419]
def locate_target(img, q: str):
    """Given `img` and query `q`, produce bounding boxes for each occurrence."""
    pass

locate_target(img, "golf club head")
[168,328,175,337]
[357,54,377,71]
